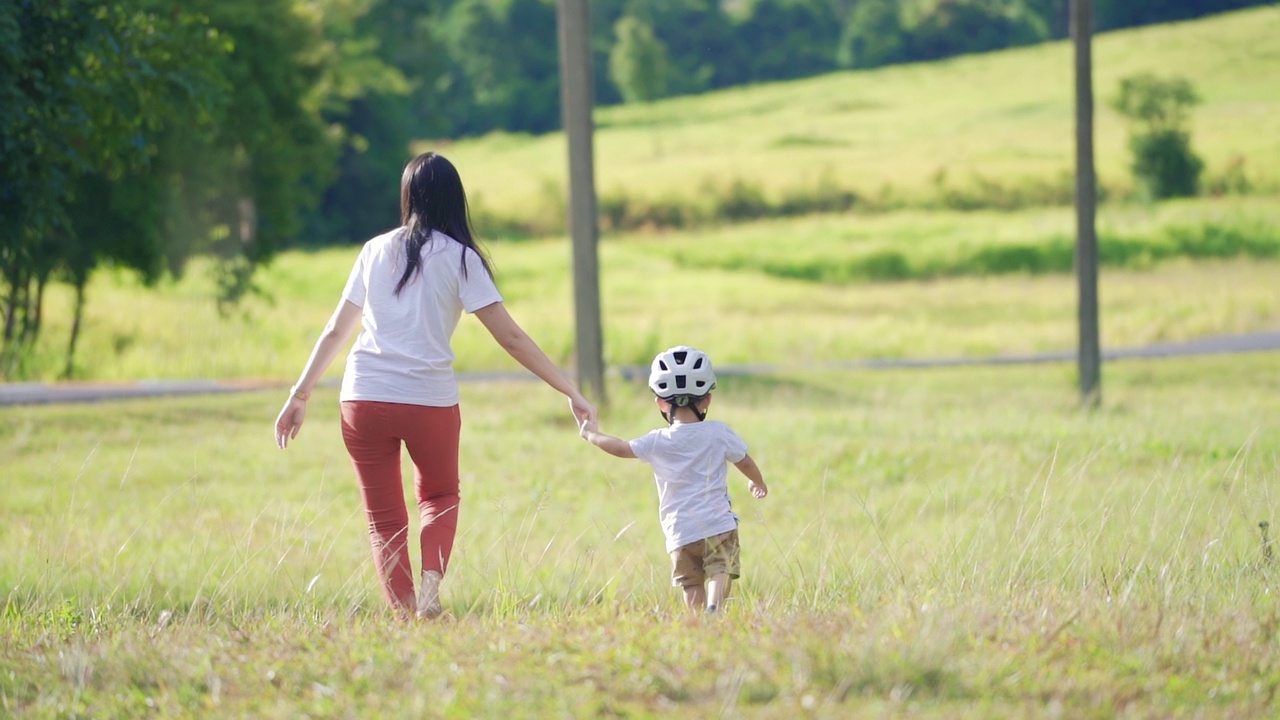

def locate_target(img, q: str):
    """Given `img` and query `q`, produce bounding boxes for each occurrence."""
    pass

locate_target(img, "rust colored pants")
[340,401,461,612]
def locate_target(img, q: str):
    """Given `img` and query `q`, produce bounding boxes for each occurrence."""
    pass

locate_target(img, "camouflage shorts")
[670,529,741,588]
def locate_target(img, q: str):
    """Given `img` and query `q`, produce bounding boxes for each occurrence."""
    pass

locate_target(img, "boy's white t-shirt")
[339,228,503,407]
[628,420,749,553]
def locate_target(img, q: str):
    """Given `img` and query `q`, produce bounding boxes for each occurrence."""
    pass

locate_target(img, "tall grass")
[2,354,1278,716]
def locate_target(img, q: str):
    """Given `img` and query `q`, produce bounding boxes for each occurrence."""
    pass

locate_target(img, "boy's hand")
[579,417,599,438]
[749,479,768,499]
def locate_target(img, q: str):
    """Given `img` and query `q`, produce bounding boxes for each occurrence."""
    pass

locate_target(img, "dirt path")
[3,331,1278,407]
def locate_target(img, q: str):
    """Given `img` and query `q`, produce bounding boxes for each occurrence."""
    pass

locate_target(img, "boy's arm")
[733,453,768,498]
[580,420,638,459]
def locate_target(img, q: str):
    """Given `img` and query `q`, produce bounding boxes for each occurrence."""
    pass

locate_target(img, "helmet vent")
[692,358,703,369]
[673,351,687,364]
[659,360,669,371]
[676,376,687,389]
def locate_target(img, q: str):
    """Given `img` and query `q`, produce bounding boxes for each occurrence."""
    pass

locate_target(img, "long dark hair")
[394,152,493,296]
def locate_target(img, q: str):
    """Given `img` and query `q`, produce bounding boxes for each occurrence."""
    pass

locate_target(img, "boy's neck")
[669,408,704,424]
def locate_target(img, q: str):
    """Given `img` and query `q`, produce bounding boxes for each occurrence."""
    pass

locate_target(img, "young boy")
[579,346,768,613]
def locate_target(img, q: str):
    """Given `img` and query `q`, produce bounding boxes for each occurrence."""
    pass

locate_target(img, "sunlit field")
[3,354,1278,717]
[443,7,1280,224]
[5,7,1280,716]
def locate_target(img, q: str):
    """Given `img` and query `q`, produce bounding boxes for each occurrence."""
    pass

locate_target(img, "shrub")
[1111,74,1204,199]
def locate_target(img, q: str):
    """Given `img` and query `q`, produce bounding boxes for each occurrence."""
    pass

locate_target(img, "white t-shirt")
[339,228,503,407]
[628,421,749,553]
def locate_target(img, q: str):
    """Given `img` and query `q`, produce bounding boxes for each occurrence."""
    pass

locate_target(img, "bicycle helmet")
[649,346,717,422]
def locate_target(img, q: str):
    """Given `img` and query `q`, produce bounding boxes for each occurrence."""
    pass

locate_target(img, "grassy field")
[11,194,1280,381]
[3,353,1278,717]
[439,6,1280,228]
[4,9,1278,718]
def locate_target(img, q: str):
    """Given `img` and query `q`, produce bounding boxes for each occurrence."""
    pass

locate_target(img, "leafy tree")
[0,1,228,375]
[838,0,906,68]
[609,15,669,104]
[1111,73,1204,199]
[907,0,1048,62]
[2,0,393,377]
[307,0,426,245]
[629,0,734,92]
[436,0,560,136]
[734,0,841,82]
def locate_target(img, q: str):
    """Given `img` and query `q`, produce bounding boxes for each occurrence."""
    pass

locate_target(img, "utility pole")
[556,0,605,404]
[1072,0,1100,406]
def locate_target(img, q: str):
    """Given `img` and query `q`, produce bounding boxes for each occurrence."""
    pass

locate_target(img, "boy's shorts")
[670,529,741,588]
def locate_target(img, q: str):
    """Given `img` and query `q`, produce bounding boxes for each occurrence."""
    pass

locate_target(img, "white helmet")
[648,346,717,401]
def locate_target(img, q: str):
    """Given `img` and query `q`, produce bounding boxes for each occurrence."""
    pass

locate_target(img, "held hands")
[748,478,768,499]
[568,394,597,434]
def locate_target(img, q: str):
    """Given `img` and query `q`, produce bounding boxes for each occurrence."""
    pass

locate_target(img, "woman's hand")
[568,393,597,431]
[274,397,308,449]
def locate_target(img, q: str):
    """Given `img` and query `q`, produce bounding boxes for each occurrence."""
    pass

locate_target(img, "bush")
[1128,129,1204,199]
[1111,74,1204,199]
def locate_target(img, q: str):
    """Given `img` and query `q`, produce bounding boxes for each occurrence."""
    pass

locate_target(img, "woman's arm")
[274,299,362,449]
[474,301,597,427]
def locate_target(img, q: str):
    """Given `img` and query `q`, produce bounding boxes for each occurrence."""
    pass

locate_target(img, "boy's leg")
[702,530,741,613]
[671,540,708,612]
[706,574,730,611]
[683,584,707,611]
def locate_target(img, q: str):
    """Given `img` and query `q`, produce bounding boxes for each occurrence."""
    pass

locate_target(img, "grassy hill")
[437,6,1280,231]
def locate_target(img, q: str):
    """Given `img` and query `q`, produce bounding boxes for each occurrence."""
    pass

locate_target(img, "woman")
[274,152,596,619]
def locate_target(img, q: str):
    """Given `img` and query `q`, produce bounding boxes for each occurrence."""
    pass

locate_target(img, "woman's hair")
[395,152,493,296]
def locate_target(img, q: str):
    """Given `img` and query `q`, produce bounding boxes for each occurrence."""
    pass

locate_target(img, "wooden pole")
[1072,0,1100,406]
[556,0,605,404]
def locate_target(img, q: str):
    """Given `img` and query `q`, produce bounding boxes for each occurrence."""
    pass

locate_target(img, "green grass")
[11,195,1280,381]
[438,6,1280,228]
[3,354,1279,717]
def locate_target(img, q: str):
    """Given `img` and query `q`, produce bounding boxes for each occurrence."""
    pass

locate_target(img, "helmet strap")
[660,395,707,424]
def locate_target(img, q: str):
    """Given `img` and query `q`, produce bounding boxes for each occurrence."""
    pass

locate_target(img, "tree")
[734,0,840,82]
[839,0,906,68]
[0,1,229,376]
[2,0,394,378]
[1111,73,1203,198]
[306,0,423,245]
[608,15,669,104]
[436,0,561,135]
[907,0,1048,62]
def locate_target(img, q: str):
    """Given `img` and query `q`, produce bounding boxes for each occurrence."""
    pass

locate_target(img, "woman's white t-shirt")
[628,421,749,553]
[339,228,503,407]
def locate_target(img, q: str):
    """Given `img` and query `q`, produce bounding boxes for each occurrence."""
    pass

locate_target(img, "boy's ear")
[698,393,713,410]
